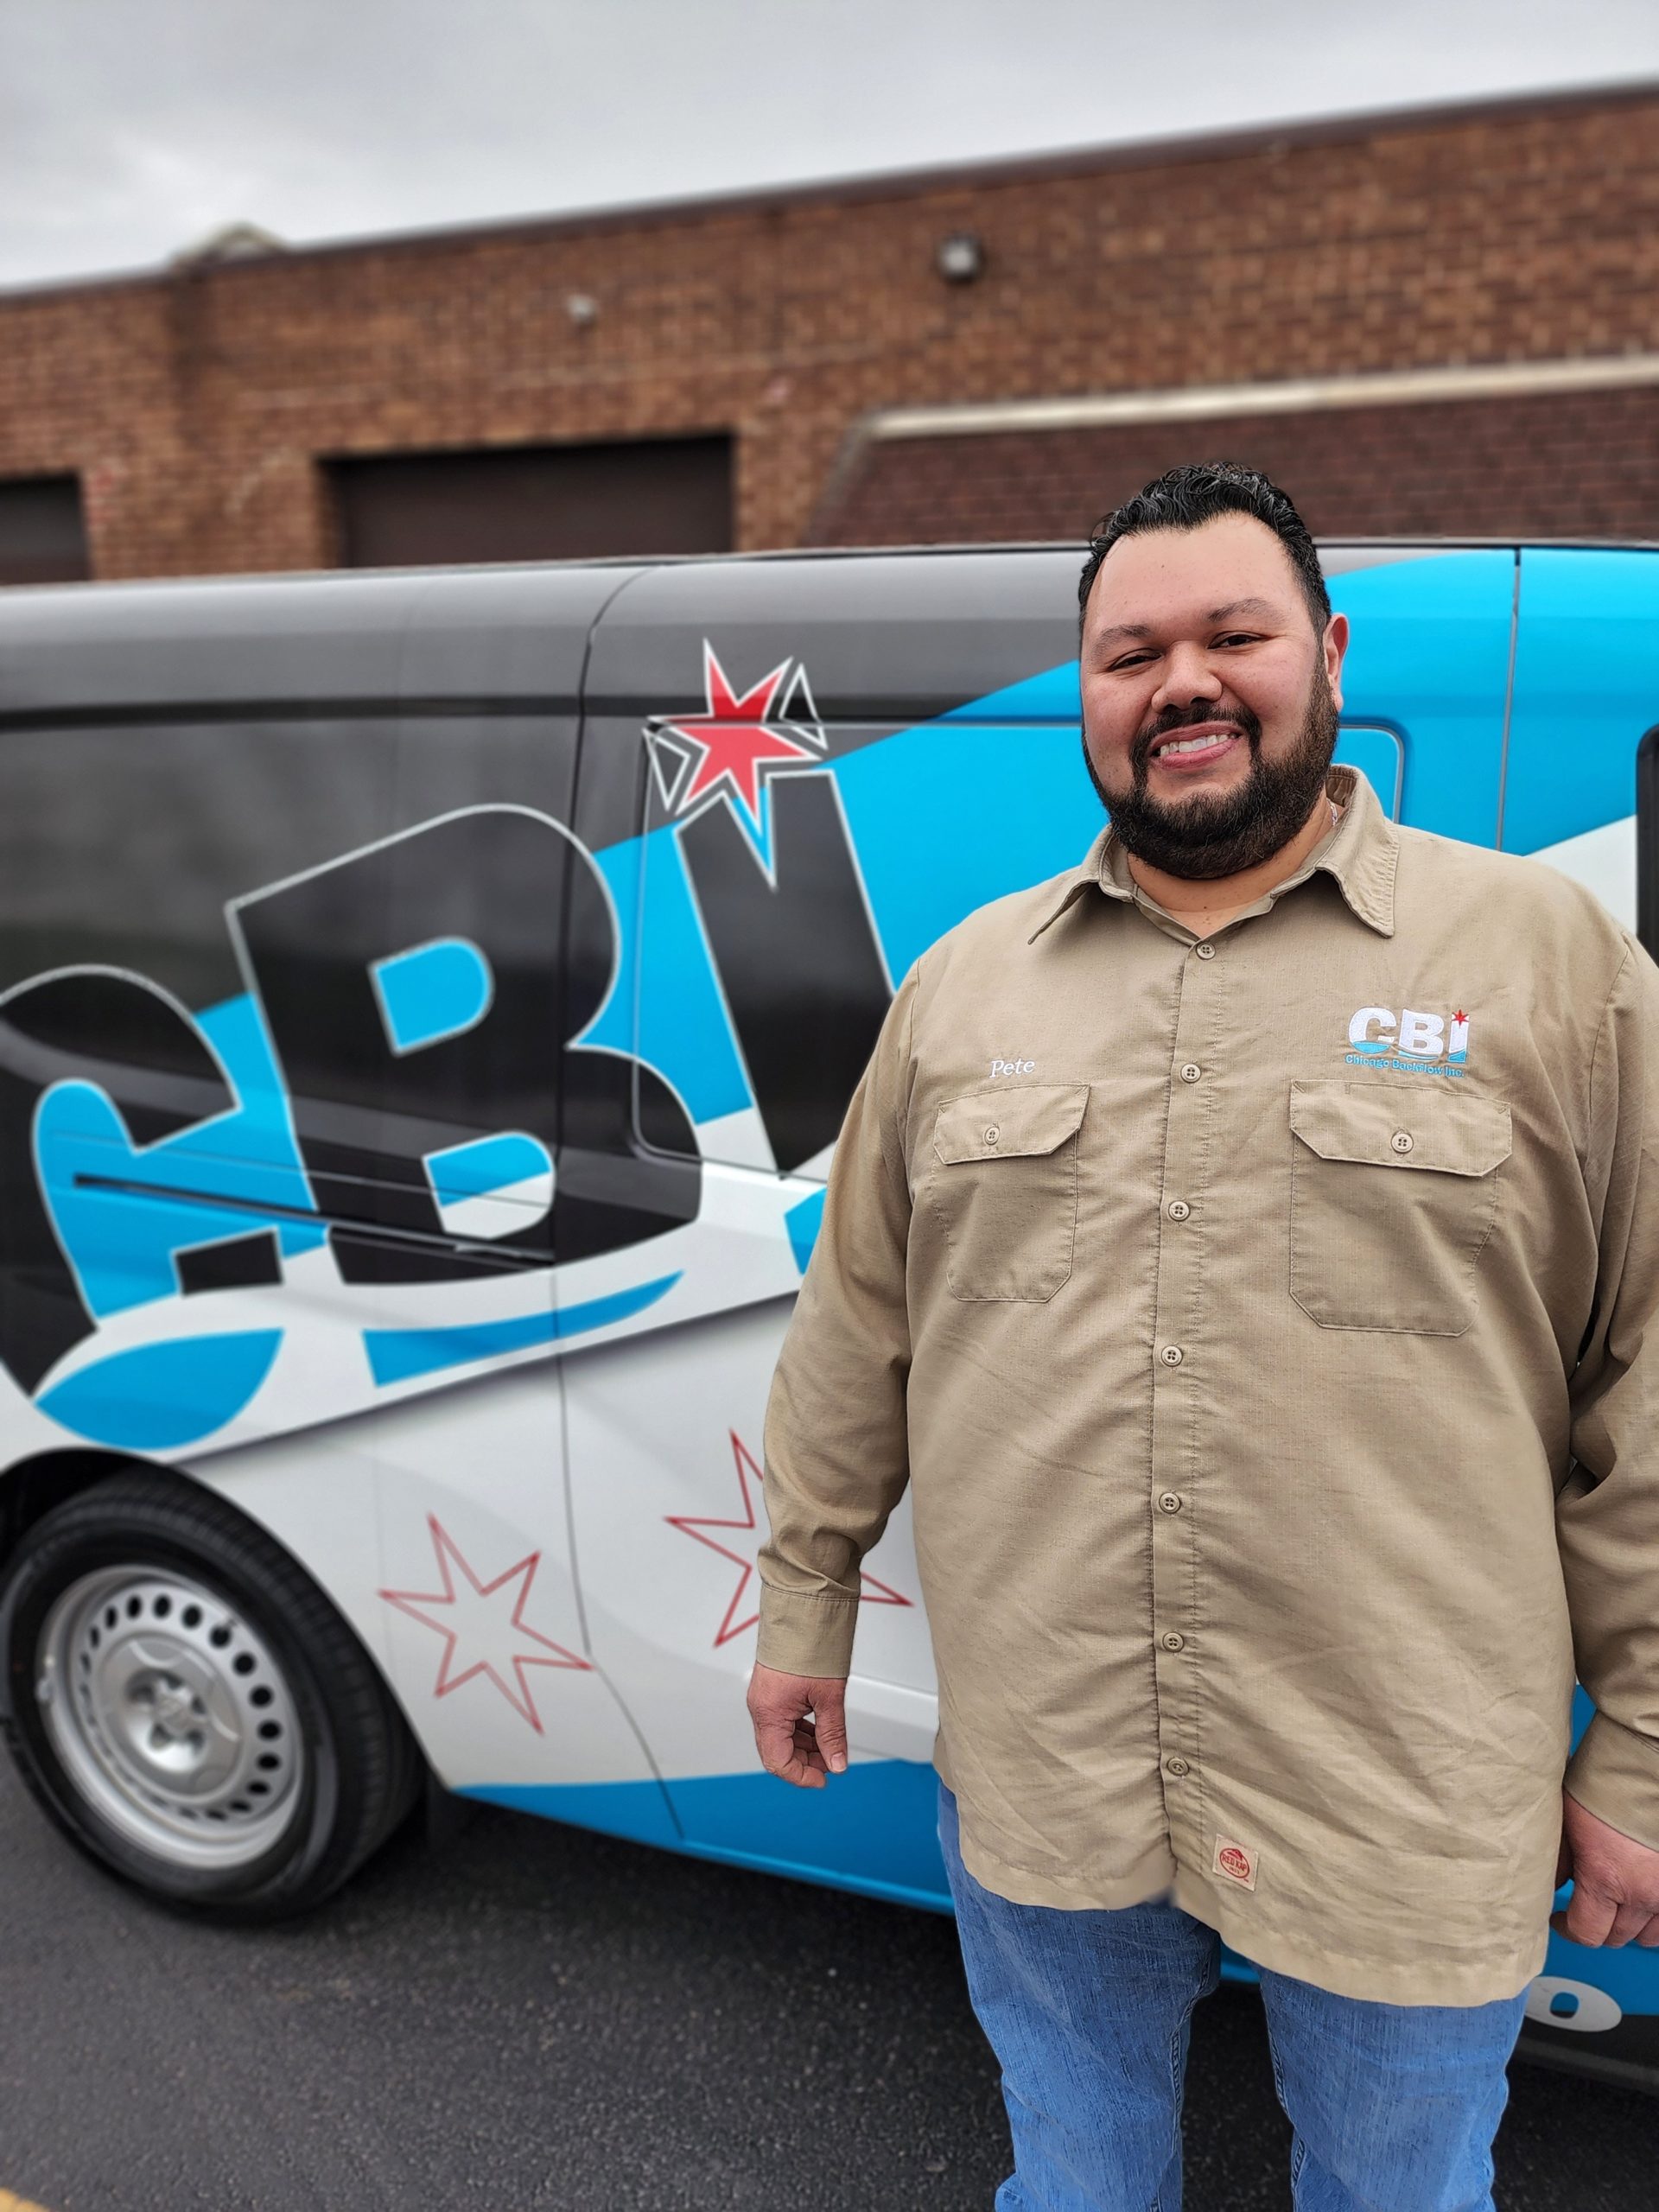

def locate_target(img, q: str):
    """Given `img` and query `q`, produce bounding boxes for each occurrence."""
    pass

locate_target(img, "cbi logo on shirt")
[1344,1005,1471,1076]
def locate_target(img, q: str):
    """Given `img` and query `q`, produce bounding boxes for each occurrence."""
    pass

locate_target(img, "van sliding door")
[565,550,1090,1889]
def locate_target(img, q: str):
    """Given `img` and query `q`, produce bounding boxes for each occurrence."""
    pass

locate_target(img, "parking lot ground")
[0,1758,1651,2210]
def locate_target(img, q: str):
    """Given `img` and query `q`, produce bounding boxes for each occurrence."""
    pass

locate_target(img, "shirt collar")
[1027,764,1398,944]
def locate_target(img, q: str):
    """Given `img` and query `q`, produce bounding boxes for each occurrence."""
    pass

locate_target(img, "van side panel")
[1,550,1647,2077]
[1499,548,1659,933]
[1497,548,1659,2083]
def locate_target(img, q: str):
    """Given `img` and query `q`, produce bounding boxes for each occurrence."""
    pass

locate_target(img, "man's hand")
[1554,1792,1659,1948]
[747,1662,849,1789]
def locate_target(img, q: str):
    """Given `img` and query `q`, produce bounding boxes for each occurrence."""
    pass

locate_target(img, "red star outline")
[667,1430,912,1648]
[1452,1009,1468,1024]
[379,1514,591,1733]
[658,643,817,829]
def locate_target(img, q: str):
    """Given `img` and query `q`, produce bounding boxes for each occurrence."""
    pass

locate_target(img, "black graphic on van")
[0,808,700,1443]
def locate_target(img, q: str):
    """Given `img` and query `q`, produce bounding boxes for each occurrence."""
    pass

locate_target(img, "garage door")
[330,436,732,567]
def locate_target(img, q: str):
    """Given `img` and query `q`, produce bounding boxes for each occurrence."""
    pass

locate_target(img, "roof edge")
[3,73,1656,307]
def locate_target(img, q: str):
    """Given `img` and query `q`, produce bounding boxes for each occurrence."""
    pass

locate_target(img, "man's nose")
[1153,643,1224,710]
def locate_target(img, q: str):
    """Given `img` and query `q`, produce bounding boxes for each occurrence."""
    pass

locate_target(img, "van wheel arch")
[0,1446,137,1566]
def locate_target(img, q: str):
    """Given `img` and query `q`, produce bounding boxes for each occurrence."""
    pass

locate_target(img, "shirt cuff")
[755,1582,858,1678]
[1565,1710,1659,1851]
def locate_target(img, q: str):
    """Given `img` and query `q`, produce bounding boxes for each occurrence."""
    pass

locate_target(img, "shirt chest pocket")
[926,1083,1090,1302]
[1288,1082,1512,1335]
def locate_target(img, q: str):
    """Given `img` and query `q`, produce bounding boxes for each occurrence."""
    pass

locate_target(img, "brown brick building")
[3,78,1657,585]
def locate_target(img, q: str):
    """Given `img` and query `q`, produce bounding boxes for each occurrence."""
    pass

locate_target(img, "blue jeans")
[939,1785,1528,2212]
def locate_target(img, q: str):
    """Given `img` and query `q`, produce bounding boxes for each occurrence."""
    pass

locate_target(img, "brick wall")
[2,80,1657,579]
[810,385,1659,546]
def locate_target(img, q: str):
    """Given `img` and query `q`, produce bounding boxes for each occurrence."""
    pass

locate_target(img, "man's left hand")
[1554,1792,1659,1947]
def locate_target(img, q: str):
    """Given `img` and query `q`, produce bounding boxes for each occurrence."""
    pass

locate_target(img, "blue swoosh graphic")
[363,1272,681,1387]
[38,1330,284,1450]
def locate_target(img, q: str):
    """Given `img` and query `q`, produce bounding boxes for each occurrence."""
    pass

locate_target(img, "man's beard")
[1084,679,1341,882]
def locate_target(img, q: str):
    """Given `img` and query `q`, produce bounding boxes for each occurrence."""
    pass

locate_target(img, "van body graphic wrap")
[3,803,708,1452]
[0,544,1653,2085]
[1,967,243,1389]
[675,773,893,1173]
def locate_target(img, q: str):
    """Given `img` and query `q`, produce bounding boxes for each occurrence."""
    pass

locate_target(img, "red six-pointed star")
[668,1430,912,1648]
[379,1514,591,1733]
[659,644,816,828]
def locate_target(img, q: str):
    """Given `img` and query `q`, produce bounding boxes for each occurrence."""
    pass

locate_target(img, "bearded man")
[747,462,1659,2211]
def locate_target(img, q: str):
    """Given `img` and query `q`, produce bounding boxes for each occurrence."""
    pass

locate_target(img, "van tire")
[0,1470,421,1918]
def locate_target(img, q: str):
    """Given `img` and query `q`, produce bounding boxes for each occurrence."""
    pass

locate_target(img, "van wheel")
[0,1471,421,1918]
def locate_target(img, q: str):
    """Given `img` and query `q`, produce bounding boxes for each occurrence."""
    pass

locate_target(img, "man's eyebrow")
[1088,622,1155,651]
[1205,598,1278,623]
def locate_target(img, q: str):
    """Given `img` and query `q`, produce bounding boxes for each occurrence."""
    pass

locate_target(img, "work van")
[0,542,1654,2089]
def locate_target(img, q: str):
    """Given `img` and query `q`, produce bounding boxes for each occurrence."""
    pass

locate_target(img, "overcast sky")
[3,0,1656,290]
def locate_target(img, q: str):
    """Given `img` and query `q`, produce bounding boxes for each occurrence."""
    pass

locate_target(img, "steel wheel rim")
[35,1564,304,1870]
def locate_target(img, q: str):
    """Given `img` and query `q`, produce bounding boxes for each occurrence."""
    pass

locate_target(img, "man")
[747,463,1659,2209]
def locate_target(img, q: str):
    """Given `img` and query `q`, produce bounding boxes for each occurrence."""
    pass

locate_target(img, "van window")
[0,709,626,1396]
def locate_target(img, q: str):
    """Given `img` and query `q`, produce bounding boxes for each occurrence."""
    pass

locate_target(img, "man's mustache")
[1131,699,1262,776]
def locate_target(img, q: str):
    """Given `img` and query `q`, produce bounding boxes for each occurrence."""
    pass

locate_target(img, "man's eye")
[1215,632,1260,648]
[1106,651,1155,672]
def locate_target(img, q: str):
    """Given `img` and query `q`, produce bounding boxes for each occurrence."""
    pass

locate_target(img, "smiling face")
[1080,512,1349,880]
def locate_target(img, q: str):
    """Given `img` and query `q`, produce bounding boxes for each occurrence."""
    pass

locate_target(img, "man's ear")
[1323,612,1350,715]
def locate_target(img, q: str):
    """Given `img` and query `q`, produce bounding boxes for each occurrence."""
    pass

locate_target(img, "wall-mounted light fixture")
[565,292,599,327]
[936,232,985,284]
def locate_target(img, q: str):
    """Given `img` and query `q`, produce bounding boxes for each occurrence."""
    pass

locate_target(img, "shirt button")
[1158,1491,1184,1514]
[983,1124,1001,1146]
[1159,1344,1184,1366]
[1161,1630,1185,1651]
[1390,1130,1413,1154]
[1165,1756,1191,1777]
[1194,942,1217,960]
[1166,1199,1191,1222]
[1179,1063,1202,1084]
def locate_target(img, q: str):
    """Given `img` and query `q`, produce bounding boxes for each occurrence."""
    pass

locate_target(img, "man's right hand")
[747,1662,849,1789]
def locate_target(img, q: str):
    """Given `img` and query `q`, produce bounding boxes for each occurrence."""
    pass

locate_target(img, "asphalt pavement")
[0,1758,1652,2211]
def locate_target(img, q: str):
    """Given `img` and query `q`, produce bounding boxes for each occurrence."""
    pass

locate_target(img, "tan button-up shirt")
[758,766,1659,2005]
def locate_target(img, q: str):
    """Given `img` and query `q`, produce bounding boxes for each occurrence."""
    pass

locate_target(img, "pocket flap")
[1289,1082,1511,1177]
[933,1083,1090,1166]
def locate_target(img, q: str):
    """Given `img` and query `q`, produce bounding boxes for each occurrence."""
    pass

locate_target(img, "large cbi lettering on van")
[0,715,699,1452]
[0,643,1099,1454]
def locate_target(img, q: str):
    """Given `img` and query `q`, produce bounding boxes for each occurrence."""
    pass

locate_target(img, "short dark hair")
[1077,461,1331,639]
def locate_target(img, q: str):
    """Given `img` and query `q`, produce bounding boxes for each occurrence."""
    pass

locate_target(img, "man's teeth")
[1160,731,1236,755]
